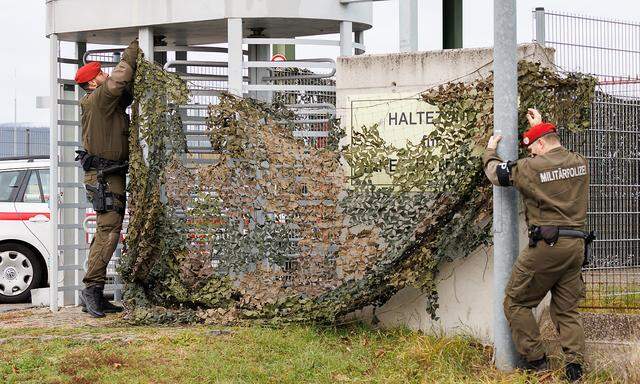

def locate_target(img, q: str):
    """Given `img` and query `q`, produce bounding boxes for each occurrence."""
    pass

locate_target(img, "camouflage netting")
[120,56,596,325]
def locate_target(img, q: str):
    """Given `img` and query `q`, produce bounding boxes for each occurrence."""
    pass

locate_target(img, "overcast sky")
[0,0,638,124]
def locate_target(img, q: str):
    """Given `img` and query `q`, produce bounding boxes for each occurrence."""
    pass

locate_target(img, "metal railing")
[52,39,349,301]
[0,126,49,158]
[534,8,640,311]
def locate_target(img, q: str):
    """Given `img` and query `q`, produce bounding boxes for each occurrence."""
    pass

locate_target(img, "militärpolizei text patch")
[539,165,587,183]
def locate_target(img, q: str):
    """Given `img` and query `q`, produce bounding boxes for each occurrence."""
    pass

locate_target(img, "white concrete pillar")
[399,0,418,52]
[340,21,354,56]
[138,27,154,62]
[138,27,153,166]
[227,18,244,97]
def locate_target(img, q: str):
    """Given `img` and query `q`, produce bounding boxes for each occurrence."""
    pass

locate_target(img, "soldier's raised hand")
[526,108,542,127]
[487,135,502,150]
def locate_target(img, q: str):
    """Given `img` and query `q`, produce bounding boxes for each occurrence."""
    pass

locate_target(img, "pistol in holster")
[76,150,128,215]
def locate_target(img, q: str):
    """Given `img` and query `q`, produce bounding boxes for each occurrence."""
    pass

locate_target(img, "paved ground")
[0,303,34,314]
[537,306,640,381]
[0,305,121,328]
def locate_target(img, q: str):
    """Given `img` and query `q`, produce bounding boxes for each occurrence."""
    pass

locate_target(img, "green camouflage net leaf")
[120,58,595,325]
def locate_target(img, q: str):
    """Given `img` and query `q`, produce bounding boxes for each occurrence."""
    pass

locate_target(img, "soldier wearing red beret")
[74,39,140,318]
[483,109,591,382]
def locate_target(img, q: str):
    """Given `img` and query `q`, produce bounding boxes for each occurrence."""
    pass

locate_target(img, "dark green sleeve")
[483,148,532,190]
[510,158,533,193]
[121,39,139,71]
[482,148,504,186]
[96,40,139,112]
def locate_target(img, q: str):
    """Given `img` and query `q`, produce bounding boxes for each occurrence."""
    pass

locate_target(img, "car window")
[39,169,50,203]
[23,172,42,203]
[0,170,22,202]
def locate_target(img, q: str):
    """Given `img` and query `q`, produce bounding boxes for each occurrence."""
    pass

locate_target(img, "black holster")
[583,230,597,267]
[85,182,126,215]
[528,225,559,247]
[76,149,128,215]
[528,225,597,267]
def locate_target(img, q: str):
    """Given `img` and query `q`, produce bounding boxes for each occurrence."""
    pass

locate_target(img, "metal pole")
[399,0,418,52]
[493,0,519,371]
[248,28,272,103]
[443,0,463,49]
[227,18,244,97]
[534,7,546,46]
[13,127,17,157]
[340,21,354,56]
[355,31,365,55]
[272,44,295,60]
[75,42,87,307]
[26,129,30,157]
[49,33,59,312]
[14,69,18,128]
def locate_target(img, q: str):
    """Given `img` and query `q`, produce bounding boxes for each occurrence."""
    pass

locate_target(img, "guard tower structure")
[45,0,372,310]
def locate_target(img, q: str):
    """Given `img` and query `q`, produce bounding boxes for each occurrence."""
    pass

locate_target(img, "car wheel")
[0,243,44,303]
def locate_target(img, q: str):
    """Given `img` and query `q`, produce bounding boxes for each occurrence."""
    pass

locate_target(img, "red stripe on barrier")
[0,212,51,221]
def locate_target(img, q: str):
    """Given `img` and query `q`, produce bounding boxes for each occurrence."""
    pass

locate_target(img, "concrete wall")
[337,44,554,134]
[337,44,554,343]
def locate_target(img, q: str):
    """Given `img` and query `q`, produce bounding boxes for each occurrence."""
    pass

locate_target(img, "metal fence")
[0,124,49,158]
[270,67,336,149]
[533,9,640,310]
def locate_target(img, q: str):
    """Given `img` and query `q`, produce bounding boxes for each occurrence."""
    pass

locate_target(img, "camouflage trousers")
[503,237,586,364]
[82,171,126,288]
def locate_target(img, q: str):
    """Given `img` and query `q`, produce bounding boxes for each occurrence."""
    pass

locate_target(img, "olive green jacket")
[483,146,589,229]
[80,40,139,162]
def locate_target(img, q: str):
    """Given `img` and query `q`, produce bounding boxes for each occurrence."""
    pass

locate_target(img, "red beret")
[75,62,101,84]
[522,122,557,147]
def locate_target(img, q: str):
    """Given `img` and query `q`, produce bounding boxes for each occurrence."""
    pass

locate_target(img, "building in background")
[0,123,49,158]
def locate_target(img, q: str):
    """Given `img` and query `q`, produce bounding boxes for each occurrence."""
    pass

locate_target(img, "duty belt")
[74,150,128,175]
[528,225,597,266]
[75,150,128,215]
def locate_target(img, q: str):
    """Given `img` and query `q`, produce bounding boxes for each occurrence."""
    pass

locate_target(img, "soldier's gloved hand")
[526,108,543,127]
[487,135,502,150]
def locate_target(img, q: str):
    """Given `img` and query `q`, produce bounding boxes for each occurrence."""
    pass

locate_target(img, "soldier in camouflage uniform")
[483,109,591,382]
[74,39,140,318]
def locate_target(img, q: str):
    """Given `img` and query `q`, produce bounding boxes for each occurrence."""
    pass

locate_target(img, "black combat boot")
[565,362,583,382]
[80,296,123,314]
[100,298,123,313]
[80,285,105,318]
[523,355,549,372]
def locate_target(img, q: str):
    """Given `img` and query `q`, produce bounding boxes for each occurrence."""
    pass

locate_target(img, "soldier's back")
[514,147,589,229]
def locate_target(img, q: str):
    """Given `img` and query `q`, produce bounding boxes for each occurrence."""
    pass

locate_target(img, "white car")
[0,156,125,304]
[0,156,53,303]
